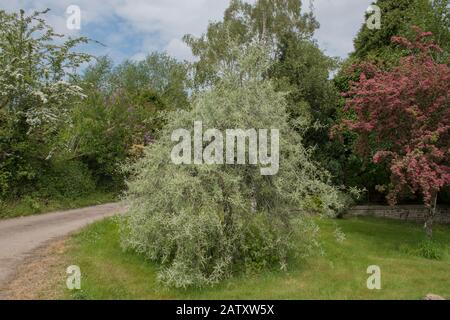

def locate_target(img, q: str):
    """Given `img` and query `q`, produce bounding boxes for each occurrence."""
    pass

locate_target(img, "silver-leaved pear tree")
[120,42,345,288]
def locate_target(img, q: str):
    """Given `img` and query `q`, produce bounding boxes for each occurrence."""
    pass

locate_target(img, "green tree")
[60,52,189,189]
[184,0,318,89]
[0,9,91,199]
[353,0,449,60]
[270,34,341,179]
[185,0,341,177]
[110,52,189,110]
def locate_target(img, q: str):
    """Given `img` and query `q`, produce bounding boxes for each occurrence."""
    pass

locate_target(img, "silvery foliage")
[0,9,91,135]
[121,41,346,288]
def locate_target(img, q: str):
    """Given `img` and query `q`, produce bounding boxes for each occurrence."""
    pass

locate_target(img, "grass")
[0,192,118,220]
[54,216,450,300]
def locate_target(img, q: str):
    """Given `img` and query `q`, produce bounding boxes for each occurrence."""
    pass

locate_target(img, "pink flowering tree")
[333,27,450,238]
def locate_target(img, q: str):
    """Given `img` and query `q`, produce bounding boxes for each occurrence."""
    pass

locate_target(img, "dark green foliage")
[109,53,189,110]
[239,213,293,272]
[353,0,449,60]
[61,54,188,188]
[35,160,96,200]
[60,89,160,189]
[184,0,318,89]
[353,0,416,59]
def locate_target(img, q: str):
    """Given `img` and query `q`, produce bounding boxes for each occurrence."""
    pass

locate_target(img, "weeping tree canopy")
[121,42,346,288]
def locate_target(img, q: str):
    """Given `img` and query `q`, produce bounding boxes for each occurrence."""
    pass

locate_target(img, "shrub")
[21,195,42,214]
[35,160,96,200]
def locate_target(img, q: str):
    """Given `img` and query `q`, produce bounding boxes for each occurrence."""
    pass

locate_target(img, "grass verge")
[0,192,118,220]
[46,216,450,300]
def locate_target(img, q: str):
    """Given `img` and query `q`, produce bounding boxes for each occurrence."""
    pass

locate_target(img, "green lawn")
[61,216,450,300]
[0,192,118,220]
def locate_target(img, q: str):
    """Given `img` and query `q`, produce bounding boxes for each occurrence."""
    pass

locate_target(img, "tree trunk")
[219,176,233,235]
[424,193,438,239]
[251,184,257,213]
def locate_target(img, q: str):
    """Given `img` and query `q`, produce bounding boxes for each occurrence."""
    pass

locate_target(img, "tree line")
[0,0,448,286]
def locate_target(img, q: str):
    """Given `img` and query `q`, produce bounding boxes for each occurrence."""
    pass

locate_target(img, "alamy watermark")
[367,265,381,290]
[66,265,81,290]
[66,5,81,30]
[171,121,280,176]
[366,3,381,30]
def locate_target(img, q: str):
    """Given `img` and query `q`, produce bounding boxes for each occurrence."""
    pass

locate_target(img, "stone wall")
[346,205,450,224]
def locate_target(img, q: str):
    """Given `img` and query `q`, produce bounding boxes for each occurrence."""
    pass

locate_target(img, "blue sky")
[1,0,374,63]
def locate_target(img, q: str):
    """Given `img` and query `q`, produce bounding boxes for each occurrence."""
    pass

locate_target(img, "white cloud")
[311,0,373,58]
[166,38,195,62]
[3,0,374,61]
[113,0,255,38]
[130,52,147,62]
[1,0,113,35]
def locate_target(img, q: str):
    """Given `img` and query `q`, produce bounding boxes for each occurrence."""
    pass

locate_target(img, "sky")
[0,0,374,63]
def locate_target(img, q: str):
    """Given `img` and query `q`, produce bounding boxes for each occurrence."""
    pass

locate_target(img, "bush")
[21,195,42,214]
[239,213,291,273]
[35,160,96,200]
